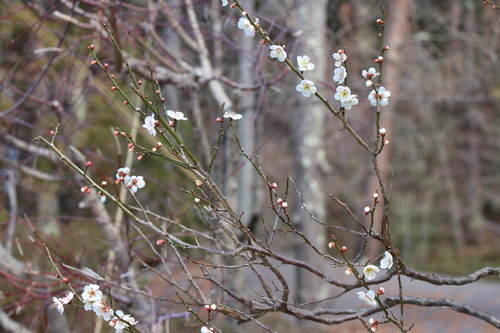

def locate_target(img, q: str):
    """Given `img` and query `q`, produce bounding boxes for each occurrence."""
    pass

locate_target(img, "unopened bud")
[379,128,386,136]
[101,181,107,187]
[216,117,222,123]
[63,277,69,283]
[137,80,142,85]
[377,287,385,295]
[103,63,109,70]
[210,304,217,311]
[195,179,203,188]
[88,44,95,51]
[49,130,55,136]
[91,60,97,65]
[384,45,390,51]
[277,198,283,205]
[373,192,379,199]
[364,206,371,215]
[281,201,288,208]
[377,56,384,62]
[111,86,117,91]
[328,242,336,249]
[270,182,278,189]
[123,101,129,105]
[204,304,211,311]
[137,155,144,161]
[194,197,200,203]
[157,239,165,245]
[345,268,353,275]
[376,19,384,25]
[341,246,347,253]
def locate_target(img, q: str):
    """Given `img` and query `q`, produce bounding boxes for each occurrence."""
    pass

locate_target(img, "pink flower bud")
[210,304,217,311]
[216,117,222,123]
[341,246,347,253]
[111,86,117,91]
[277,198,283,205]
[137,155,144,161]
[86,161,92,167]
[364,206,371,215]
[123,101,129,105]
[157,240,165,245]
[205,304,211,311]
[63,277,69,283]
[376,19,384,25]
[101,181,107,187]
[91,60,97,65]
[270,182,278,189]
[103,63,109,70]
[345,268,353,275]
[88,44,95,51]
[137,80,142,85]
[377,56,384,62]
[328,242,336,249]
[49,130,55,136]
[384,45,390,51]
[377,287,385,295]
[281,201,288,208]
[379,128,386,136]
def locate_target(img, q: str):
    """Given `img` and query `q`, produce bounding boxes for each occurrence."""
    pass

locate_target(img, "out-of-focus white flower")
[333,66,347,84]
[296,79,317,97]
[142,114,157,136]
[223,111,243,120]
[380,251,394,269]
[297,55,314,71]
[363,265,380,281]
[109,310,138,333]
[237,17,256,37]
[270,45,287,62]
[221,0,229,6]
[166,110,187,121]
[53,292,74,314]
[357,290,377,307]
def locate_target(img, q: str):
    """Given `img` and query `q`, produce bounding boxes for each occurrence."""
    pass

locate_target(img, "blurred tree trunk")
[366,0,412,257]
[291,0,328,305]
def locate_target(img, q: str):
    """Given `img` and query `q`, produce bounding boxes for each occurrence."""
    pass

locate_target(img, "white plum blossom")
[93,300,114,321]
[126,175,145,193]
[341,93,359,110]
[368,86,391,107]
[201,327,211,333]
[223,111,243,120]
[109,310,138,333]
[81,284,103,311]
[269,45,287,62]
[363,265,380,281]
[380,251,394,269]
[357,289,377,307]
[297,55,314,71]
[221,0,229,6]
[237,17,256,37]
[296,79,317,97]
[334,86,353,103]
[53,292,74,314]
[333,66,347,84]
[142,114,157,136]
[362,67,380,79]
[332,49,347,67]
[166,110,188,121]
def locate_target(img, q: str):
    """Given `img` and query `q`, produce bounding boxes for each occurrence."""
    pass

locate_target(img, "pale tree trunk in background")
[237,0,258,229]
[291,0,328,305]
[365,0,411,258]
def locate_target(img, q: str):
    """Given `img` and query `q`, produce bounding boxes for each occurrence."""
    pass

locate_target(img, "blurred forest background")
[1,0,500,332]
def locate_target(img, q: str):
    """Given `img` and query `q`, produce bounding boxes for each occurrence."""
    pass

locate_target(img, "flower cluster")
[356,251,394,307]
[237,17,256,37]
[115,167,146,193]
[80,284,138,333]
[331,49,359,110]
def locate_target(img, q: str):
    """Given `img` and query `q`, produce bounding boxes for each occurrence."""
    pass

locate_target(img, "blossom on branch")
[82,284,103,311]
[109,310,138,333]
[362,67,380,80]
[126,175,145,193]
[332,49,347,67]
[334,86,353,103]
[93,300,114,321]
[237,17,256,37]
[143,114,157,136]
[297,55,314,71]
[296,79,317,97]
[363,265,380,281]
[270,45,287,62]
[357,290,377,307]
[53,292,74,314]
[368,86,391,107]
[167,110,188,121]
[333,66,347,84]
[223,111,243,120]
[380,251,394,269]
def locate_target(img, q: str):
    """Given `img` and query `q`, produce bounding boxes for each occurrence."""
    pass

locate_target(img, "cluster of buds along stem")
[204,304,217,312]
[276,198,288,209]
[152,142,162,152]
